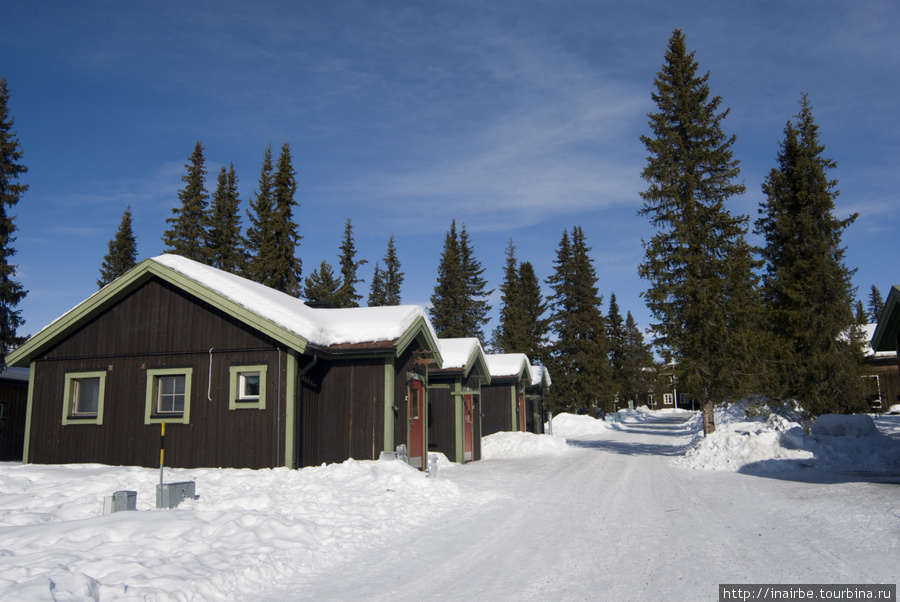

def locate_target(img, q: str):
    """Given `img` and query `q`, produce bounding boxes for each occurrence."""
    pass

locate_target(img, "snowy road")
[280,413,898,601]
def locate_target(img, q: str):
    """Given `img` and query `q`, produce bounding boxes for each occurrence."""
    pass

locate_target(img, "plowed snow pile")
[674,402,900,472]
[481,431,572,458]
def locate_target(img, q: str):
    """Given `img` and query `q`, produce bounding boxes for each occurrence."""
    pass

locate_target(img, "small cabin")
[427,338,490,463]
[524,365,551,434]
[6,255,442,470]
[481,353,533,436]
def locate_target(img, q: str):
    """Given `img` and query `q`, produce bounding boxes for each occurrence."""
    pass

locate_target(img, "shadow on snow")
[737,460,900,486]
[567,437,692,457]
[565,416,696,457]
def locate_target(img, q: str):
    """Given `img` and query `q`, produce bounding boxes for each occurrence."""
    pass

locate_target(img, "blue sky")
[3,0,898,343]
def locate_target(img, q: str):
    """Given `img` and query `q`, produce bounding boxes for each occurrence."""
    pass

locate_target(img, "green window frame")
[145,367,193,424]
[228,364,267,410]
[62,371,107,426]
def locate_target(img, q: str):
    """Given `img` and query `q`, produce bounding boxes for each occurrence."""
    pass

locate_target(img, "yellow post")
[159,422,166,485]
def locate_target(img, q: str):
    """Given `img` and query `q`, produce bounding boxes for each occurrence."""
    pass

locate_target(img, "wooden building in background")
[7,255,442,470]
[427,338,490,463]
[863,322,900,413]
[481,353,533,436]
[524,365,550,434]
[0,367,29,461]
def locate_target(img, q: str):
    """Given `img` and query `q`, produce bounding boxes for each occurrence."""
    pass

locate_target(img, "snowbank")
[0,457,482,600]
[547,413,613,438]
[481,431,572,459]
[675,402,900,472]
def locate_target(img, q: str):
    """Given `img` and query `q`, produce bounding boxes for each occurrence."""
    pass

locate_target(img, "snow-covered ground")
[1,405,898,600]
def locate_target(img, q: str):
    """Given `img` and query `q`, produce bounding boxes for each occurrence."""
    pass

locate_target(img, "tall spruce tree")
[607,293,626,403]
[491,242,550,361]
[270,143,303,295]
[430,221,467,337]
[368,235,403,306]
[245,144,276,283]
[335,219,367,308]
[756,95,866,416]
[458,224,492,341]
[98,206,138,288]
[368,263,387,307]
[518,261,550,364]
[545,227,612,413]
[638,30,762,434]
[381,234,403,305]
[304,259,342,306]
[162,141,209,262]
[207,164,246,274]
[0,78,28,363]
[855,301,867,325]
[492,240,528,354]
[868,285,884,324]
[245,144,303,294]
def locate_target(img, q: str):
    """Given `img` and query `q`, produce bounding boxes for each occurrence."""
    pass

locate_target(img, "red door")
[408,380,425,469]
[463,394,474,462]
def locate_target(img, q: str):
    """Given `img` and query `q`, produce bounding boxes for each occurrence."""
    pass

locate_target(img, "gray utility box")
[156,481,196,509]
[103,490,137,514]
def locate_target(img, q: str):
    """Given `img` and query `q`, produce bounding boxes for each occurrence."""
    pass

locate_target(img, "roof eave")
[5,257,311,367]
[872,285,900,352]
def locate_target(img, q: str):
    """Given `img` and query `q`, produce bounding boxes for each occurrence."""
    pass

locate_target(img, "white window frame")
[62,371,107,426]
[663,393,674,406]
[228,364,267,410]
[145,367,193,424]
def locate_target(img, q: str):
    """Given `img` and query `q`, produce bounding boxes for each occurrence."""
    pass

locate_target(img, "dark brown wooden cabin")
[6,255,442,470]
[481,354,533,437]
[524,365,550,434]
[427,338,490,463]
[862,322,900,413]
[631,363,693,411]
[0,367,29,461]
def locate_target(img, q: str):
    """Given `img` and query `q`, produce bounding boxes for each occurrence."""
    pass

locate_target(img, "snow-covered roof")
[862,323,896,359]
[436,338,483,370]
[7,254,441,366]
[485,353,532,381]
[154,254,437,348]
[530,365,551,387]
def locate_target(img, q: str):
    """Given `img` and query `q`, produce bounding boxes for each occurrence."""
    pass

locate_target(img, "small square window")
[240,372,260,399]
[145,367,192,424]
[156,375,186,414]
[229,364,267,410]
[62,371,107,425]
[74,378,101,415]
[663,393,674,405]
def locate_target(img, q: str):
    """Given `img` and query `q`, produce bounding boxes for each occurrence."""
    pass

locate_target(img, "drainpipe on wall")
[294,352,319,468]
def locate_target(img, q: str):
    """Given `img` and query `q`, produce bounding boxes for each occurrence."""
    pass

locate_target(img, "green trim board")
[395,316,443,366]
[22,361,35,464]
[454,382,464,463]
[510,385,518,431]
[285,350,298,468]
[383,357,394,453]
